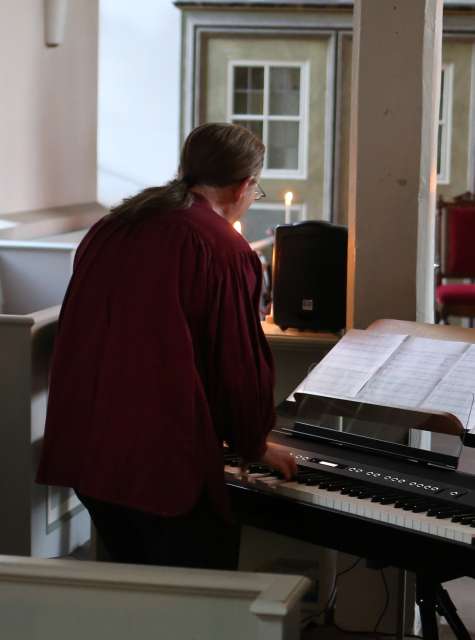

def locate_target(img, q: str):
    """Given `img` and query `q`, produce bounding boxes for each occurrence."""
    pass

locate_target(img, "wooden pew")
[0,555,310,640]
[0,240,90,557]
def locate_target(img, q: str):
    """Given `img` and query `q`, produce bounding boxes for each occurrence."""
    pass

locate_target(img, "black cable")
[302,561,418,639]
[373,568,390,633]
[300,557,363,627]
[330,568,391,637]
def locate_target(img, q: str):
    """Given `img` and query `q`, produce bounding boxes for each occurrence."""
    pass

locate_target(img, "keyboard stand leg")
[396,569,407,640]
[435,584,471,640]
[416,577,439,640]
[417,577,471,640]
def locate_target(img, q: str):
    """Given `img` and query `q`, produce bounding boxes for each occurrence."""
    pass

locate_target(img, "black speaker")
[272,221,347,332]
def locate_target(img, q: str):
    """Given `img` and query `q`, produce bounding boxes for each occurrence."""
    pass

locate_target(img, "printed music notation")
[295,330,475,433]
[422,345,475,432]
[298,330,405,397]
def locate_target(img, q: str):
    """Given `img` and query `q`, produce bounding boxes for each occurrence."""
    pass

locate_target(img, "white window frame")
[227,60,310,180]
[437,63,454,185]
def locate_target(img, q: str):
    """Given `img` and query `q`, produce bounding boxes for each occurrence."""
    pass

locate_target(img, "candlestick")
[284,191,293,224]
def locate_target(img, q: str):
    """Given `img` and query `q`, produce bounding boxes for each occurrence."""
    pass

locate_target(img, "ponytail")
[111,123,264,223]
[111,177,194,222]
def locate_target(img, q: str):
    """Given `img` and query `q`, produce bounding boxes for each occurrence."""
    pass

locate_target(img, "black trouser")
[76,491,240,570]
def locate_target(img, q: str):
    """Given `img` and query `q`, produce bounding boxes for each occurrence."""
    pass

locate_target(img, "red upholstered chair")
[435,192,475,325]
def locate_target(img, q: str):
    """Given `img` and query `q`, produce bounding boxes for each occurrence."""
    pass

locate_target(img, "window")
[241,202,306,243]
[228,61,309,179]
[437,64,453,184]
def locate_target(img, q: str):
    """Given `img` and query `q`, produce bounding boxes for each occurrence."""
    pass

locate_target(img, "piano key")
[296,473,327,484]
[304,477,327,485]
[452,512,475,523]
[355,490,374,499]
[371,493,402,503]
[248,464,271,474]
[427,506,462,518]
[395,496,428,508]
[340,484,366,495]
[230,471,475,546]
[379,495,402,505]
[411,502,440,513]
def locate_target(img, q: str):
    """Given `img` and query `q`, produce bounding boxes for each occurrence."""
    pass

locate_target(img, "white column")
[347,0,443,329]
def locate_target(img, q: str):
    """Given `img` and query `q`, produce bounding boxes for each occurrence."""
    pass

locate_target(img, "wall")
[0,1,98,215]
[98,0,181,207]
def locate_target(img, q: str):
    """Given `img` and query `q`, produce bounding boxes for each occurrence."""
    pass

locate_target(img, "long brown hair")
[111,123,265,221]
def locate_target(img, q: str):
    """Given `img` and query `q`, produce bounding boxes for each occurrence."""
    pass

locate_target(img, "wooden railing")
[0,555,310,640]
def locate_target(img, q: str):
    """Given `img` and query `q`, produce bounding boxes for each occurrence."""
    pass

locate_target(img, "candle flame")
[233,220,242,234]
[284,191,294,206]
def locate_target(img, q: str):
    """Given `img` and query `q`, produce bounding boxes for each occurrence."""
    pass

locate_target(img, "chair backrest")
[437,193,475,278]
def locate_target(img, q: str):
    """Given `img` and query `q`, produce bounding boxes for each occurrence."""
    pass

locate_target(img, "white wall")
[0,1,98,215]
[98,0,181,207]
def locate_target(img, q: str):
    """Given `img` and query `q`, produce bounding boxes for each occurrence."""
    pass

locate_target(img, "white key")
[229,471,475,546]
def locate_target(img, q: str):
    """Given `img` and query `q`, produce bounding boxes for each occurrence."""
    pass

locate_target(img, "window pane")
[233,91,264,114]
[437,124,443,175]
[234,67,248,90]
[241,206,285,243]
[232,119,263,141]
[267,121,299,170]
[233,66,264,115]
[439,70,445,122]
[269,67,300,116]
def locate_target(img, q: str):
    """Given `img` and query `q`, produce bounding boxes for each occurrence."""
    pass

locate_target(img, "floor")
[301,577,475,639]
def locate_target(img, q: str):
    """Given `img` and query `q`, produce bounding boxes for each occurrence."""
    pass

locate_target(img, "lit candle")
[284,191,293,224]
[233,220,242,234]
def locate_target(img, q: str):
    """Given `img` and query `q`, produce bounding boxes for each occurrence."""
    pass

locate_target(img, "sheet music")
[422,344,475,433]
[357,336,468,407]
[298,330,406,398]
[288,329,475,434]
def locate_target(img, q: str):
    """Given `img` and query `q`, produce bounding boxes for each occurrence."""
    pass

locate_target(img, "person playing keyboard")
[36,122,296,569]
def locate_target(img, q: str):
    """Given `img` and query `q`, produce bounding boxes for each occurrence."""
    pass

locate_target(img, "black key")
[371,493,400,503]
[395,497,426,509]
[295,474,316,483]
[452,512,475,523]
[427,507,460,518]
[295,470,321,480]
[401,499,434,511]
[305,478,323,486]
[340,484,363,495]
[318,480,337,489]
[380,495,401,505]
[457,516,475,525]
[326,482,350,492]
[296,474,324,485]
[348,487,370,497]
[356,490,373,499]
[444,509,475,522]
[411,502,439,513]
[296,466,319,474]
[248,464,271,474]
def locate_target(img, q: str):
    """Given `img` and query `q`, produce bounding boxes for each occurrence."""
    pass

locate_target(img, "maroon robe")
[36,194,275,518]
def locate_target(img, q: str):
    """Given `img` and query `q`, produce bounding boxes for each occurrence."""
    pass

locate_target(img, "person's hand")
[259,441,297,480]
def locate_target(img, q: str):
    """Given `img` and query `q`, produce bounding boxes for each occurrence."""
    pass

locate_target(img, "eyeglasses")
[254,182,266,201]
